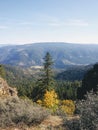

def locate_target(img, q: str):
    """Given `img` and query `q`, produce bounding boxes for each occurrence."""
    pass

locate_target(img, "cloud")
[19,19,89,28]
[37,14,59,23]
[20,22,33,25]
[48,19,89,27]
[18,12,89,28]
[66,19,89,26]
[0,26,8,29]
[48,23,61,27]
[39,14,89,27]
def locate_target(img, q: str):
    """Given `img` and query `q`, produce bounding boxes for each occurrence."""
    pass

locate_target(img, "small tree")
[43,90,59,112]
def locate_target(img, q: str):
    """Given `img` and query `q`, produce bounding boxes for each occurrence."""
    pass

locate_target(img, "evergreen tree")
[42,52,54,90]
[32,52,55,101]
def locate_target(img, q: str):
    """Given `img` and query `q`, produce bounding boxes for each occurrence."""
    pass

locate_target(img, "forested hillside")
[0,62,93,100]
[56,65,92,81]
[77,63,98,99]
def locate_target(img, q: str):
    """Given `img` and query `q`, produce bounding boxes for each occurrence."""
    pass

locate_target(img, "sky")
[0,0,98,44]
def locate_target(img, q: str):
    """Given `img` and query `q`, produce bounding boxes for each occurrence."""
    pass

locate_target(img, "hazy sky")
[0,0,98,44]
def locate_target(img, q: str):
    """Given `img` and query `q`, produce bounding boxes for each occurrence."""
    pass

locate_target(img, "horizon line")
[0,41,98,45]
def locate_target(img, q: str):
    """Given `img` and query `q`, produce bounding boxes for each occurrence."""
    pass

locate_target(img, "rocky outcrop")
[0,77,17,97]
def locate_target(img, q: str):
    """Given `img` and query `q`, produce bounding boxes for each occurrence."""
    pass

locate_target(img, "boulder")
[0,77,17,97]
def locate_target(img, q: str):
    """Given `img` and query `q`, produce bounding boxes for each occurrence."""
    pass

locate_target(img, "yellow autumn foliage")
[36,90,75,115]
[37,90,59,112]
[60,100,75,115]
[36,99,42,105]
[43,90,59,109]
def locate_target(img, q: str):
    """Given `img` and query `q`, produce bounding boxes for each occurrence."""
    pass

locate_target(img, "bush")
[65,91,98,130]
[60,100,75,115]
[37,90,59,113]
[0,96,50,128]
[37,90,75,116]
[65,119,80,130]
[77,91,98,130]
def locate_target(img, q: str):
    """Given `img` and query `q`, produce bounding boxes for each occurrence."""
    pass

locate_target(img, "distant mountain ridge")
[0,42,98,68]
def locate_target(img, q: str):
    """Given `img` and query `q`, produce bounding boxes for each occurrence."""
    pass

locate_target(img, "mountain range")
[0,42,98,68]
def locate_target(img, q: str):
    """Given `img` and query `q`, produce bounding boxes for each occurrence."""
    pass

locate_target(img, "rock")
[0,77,17,97]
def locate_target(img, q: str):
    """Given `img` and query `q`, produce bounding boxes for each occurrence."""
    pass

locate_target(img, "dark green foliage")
[43,52,54,90]
[56,81,81,100]
[77,63,98,99]
[31,82,46,101]
[2,63,82,100]
[56,65,92,81]
[0,63,82,101]
[3,65,36,98]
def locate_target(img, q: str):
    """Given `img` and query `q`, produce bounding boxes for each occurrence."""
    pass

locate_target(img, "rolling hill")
[0,42,98,68]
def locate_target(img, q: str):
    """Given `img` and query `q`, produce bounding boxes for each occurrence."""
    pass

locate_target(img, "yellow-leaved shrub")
[37,90,59,112]
[43,90,59,107]
[60,100,75,115]
[37,90,75,115]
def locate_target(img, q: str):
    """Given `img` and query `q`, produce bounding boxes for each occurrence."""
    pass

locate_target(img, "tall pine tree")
[42,52,54,90]
[32,52,55,101]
